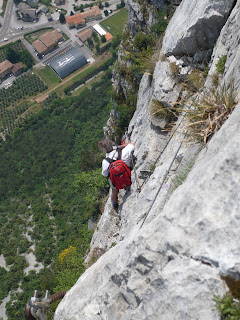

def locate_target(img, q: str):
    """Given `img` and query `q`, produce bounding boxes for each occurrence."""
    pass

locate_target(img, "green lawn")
[34,66,61,88]
[100,8,128,36]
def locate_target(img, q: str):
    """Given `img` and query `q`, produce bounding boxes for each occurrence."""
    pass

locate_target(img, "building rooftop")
[81,6,101,19]
[105,32,113,41]
[0,60,13,74]
[93,24,106,36]
[38,30,62,48]
[12,62,25,74]
[51,29,63,41]
[39,32,56,48]
[77,28,92,42]
[66,14,85,25]
[50,47,87,79]
[32,39,48,54]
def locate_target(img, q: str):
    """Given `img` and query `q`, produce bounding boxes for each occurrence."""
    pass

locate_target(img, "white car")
[3,38,8,41]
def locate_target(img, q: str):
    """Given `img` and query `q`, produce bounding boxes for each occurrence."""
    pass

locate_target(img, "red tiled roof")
[12,62,25,74]
[32,39,48,54]
[39,32,56,47]
[51,29,63,42]
[105,32,113,41]
[0,60,13,75]
[77,28,92,41]
[66,14,85,25]
[81,6,101,19]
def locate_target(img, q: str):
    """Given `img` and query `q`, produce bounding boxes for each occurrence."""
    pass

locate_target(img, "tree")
[104,9,109,16]
[6,48,20,64]
[59,13,66,23]
[87,37,93,47]
[101,35,106,43]
[105,2,109,7]
[98,1,103,9]
[92,31,98,40]
[19,50,34,69]
[70,11,74,15]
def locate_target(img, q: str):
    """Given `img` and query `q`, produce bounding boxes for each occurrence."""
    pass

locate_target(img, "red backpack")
[109,160,131,190]
[106,150,132,190]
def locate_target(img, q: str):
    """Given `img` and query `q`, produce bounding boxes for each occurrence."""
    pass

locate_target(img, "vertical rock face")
[206,0,240,93]
[54,0,240,319]
[126,0,173,34]
[162,0,236,56]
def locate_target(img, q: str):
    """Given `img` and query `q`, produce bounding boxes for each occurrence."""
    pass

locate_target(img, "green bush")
[216,55,227,74]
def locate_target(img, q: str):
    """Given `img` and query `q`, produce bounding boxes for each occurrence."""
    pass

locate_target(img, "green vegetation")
[0,15,124,319]
[0,40,30,64]
[214,275,240,320]
[0,73,47,134]
[0,0,7,17]
[34,66,61,88]
[214,295,240,320]
[0,71,113,319]
[151,8,169,36]
[170,159,195,192]
[116,0,125,10]
[216,55,227,74]
[150,99,177,122]
[59,12,66,24]
[5,46,34,70]
[100,9,128,36]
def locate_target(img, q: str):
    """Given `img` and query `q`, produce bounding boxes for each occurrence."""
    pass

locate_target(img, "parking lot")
[0,74,16,89]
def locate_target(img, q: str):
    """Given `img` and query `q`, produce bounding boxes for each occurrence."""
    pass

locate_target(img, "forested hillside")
[0,70,113,319]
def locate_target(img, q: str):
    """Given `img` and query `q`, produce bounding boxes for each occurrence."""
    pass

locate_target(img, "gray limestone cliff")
[54,0,240,319]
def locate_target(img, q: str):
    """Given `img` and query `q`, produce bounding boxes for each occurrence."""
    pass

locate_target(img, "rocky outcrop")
[162,0,236,56]
[206,0,240,95]
[126,0,175,35]
[54,0,240,319]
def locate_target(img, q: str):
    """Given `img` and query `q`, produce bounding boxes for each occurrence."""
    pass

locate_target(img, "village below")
[0,0,126,318]
[0,0,125,139]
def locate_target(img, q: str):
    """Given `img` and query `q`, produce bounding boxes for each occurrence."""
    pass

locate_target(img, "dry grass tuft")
[184,80,236,144]
[186,70,205,91]
[169,62,180,76]
[150,99,178,121]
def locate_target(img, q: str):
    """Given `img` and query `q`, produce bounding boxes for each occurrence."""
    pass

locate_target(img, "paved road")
[0,0,14,40]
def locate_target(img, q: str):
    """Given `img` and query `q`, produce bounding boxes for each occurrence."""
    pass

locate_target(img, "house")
[32,29,63,55]
[80,6,102,22]
[0,60,13,81]
[18,2,37,22]
[105,32,113,42]
[77,28,92,42]
[66,14,85,28]
[12,62,25,76]
[32,39,48,55]
[66,6,102,29]
[46,13,52,21]
[36,5,49,14]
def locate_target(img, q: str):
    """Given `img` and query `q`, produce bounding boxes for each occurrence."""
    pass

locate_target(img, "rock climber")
[98,138,134,210]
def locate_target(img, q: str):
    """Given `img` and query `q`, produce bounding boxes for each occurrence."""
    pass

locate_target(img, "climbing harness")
[25,290,66,320]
